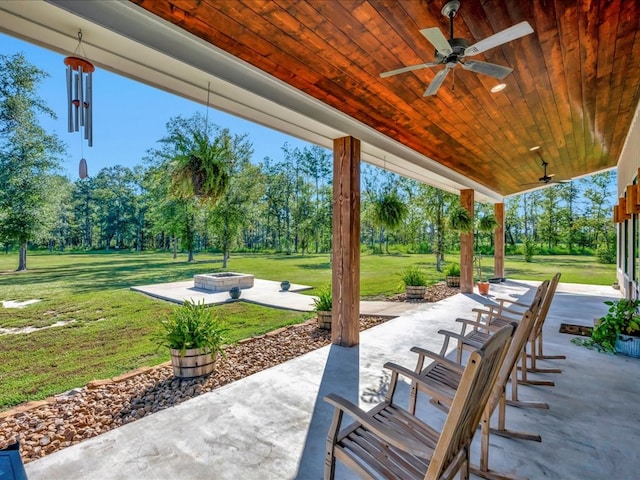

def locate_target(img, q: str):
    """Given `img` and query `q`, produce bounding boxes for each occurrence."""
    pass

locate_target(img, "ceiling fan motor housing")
[435,37,469,63]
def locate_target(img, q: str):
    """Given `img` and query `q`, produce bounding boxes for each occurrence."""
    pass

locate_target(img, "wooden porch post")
[460,189,474,293]
[494,203,505,279]
[332,136,360,347]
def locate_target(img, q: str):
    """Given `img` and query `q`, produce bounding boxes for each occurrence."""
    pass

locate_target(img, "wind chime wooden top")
[65,30,94,179]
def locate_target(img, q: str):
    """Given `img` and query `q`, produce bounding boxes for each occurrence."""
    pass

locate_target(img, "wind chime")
[64,30,94,179]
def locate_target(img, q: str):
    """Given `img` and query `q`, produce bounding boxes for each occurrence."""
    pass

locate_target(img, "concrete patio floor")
[25,280,640,479]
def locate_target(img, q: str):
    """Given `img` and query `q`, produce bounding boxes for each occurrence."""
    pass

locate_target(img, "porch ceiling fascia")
[0,0,502,203]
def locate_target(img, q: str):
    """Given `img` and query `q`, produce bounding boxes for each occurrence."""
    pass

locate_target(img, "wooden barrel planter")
[170,348,215,378]
[446,276,460,287]
[405,286,426,300]
[317,311,332,330]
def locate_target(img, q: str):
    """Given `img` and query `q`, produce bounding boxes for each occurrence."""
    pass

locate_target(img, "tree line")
[0,53,616,271]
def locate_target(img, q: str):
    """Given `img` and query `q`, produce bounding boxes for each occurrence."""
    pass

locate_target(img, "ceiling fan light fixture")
[491,83,507,93]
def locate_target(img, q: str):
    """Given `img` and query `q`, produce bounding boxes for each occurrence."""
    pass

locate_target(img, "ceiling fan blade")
[464,21,534,56]
[380,62,440,78]
[420,27,453,56]
[461,60,513,79]
[424,67,451,96]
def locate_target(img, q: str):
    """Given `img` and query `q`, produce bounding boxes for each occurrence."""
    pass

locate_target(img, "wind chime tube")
[66,65,73,132]
[74,73,80,132]
[78,65,84,128]
[87,71,93,146]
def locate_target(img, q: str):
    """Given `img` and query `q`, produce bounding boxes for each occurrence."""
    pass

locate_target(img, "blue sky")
[2,32,312,179]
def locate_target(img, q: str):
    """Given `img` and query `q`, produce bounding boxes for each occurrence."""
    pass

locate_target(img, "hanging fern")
[373,192,408,230]
[170,129,230,205]
[478,214,499,233]
[447,206,473,233]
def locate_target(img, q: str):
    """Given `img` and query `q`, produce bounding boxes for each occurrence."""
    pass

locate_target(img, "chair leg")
[470,406,529,480]
[517,345,555,387]
[324,408,343,480]
[510,353,549,409]
[536,331,566,360]
[522,338,562,374]
[491,390,542,441]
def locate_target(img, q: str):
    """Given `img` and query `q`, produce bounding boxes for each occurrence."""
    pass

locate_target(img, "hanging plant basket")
[448,207,473,233]
[478,214,499,233]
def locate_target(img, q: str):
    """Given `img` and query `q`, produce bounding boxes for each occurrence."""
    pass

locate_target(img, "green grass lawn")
[0,250,616,409]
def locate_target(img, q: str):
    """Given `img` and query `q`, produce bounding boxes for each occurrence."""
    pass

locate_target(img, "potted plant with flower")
[313,285,332,330]
[156,299,228,378]
[573,298,640,357]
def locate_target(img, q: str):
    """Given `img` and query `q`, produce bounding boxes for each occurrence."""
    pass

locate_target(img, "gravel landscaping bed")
[0,285,459,464]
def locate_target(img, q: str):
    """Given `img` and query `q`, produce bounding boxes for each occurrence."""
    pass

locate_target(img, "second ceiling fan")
[380,0,534,96]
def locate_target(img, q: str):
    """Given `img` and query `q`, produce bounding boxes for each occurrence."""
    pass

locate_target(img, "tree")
[416,185,456,269]
[0,53,64,270]
[44,175,74,251]
[91,166,139,249]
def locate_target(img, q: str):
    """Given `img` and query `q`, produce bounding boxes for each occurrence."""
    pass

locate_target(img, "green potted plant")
[474,255,490,295]
[477,213,499,234]
[400,265,428,299]
[444,262,461,287]
[447,206,474,234]
[156,299,228,377]
[574,298,640,356]
[313,285,332,330]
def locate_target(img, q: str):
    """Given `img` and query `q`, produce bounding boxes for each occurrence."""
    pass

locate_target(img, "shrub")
[596,244,616,264]
[156,300,227,357]
[444,262,460,277]
[400,265,428,287]
[313,285,332,312]
[521,238,536,262]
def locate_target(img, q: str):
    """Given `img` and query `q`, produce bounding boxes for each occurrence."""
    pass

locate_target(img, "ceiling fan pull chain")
[452,70,455,92]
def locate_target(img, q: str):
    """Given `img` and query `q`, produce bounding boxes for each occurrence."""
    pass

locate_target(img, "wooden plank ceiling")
[130,0,640,196]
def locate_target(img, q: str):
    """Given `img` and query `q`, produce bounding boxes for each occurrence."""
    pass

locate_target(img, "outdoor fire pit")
[194,272,254,292]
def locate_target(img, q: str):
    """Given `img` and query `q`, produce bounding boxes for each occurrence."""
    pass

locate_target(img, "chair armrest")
[409,346,465,373]
[384,362,457,408]
[323,393,431,457]
[497,297,529,309]
[438,329,484,350]
[456,317,486,328]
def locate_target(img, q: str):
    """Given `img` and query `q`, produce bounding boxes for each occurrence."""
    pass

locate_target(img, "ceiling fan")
[521,160,570,187]
[380,0,534,96]
[537,161,570,185]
